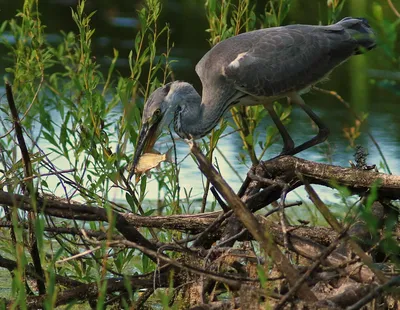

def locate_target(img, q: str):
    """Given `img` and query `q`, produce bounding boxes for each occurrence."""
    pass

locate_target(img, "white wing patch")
[228,52,248,70]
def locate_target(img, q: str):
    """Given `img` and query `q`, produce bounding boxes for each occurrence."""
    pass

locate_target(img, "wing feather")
[196,24,357,101]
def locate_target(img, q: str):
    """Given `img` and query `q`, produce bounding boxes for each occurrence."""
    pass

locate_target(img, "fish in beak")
[130,82,173,180]
[134,147,173,174]
[130,116,161,180]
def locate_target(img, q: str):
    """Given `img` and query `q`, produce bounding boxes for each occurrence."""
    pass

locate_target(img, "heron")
[132,17,376,169]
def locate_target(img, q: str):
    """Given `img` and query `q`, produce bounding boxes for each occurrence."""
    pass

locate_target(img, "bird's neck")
[175,90,226,139]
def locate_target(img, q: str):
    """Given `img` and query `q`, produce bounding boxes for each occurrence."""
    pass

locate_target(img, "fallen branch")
[0,190,158,258]
[244,156,400,212]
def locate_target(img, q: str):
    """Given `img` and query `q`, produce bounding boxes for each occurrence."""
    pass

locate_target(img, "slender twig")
[1,169,76,186]
[0,137,18,246]
[300,174,387,284]
[388,0,400,18]
[6,83,33,188]
[347,276,400,310]
[201,131,219,213]
[247,170,286,188]
[56,246,102,264]
[23,131,71,203]
[264,201,302,217]
[278,184,290,252]
[0,254,82,288]
[217,228,247,247]
[210,186,229,212]
[20,75,44,123]
[6,82,46,294]
[274,228,347,309]
[0,76,43,139]
[169,129,180,213]
[193,210,233,247]
[0,125,15,139]
[0,190,159,259]
[247,169,294,250]
[117,239,244,289]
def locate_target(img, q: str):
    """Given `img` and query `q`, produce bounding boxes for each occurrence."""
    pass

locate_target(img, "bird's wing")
[222,25,356,97]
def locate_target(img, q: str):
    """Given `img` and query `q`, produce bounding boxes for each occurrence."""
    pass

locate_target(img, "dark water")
[0,0,399,203]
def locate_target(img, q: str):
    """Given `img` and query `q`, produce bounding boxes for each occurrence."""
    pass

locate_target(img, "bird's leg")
[263,104,295,155]
[284,93,330,155]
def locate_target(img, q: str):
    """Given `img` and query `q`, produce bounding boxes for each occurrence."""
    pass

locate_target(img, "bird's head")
[132,83,173,169]
[132,81,200,170]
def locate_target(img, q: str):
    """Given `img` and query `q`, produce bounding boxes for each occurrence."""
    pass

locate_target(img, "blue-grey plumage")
[197,17,375,104]
[132,17,375,173]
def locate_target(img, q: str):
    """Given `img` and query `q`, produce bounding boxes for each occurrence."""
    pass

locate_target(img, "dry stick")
[3,169,76,186]
[278,185,290,252]
[189,140,317,302]
[264,201,302,217]
[314,87,392,175]
[201,130,219,213]
[300,174,387,284]
[0,76,43,139]
[274,229,347,309]
[247,171,291,250]
[5,82,46,295]
[0,124,15,139]
[193,209,234,247]
[169,129,180,213]
[346,275,400,310]
[217,228,247,247]
[210,186,229,212]
[388,0,400,18]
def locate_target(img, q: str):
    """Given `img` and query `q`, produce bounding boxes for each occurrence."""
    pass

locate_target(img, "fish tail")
[165,147,174,163]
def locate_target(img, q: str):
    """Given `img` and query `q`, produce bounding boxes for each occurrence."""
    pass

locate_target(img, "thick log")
[245,156,400,212]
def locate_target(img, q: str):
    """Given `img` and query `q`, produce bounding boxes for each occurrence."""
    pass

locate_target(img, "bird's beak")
[132,119,160,170]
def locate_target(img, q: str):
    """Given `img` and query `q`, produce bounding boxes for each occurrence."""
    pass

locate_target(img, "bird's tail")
[337,17,376,54]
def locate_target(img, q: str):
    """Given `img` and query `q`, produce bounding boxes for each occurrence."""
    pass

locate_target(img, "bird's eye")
[154,109,161,117]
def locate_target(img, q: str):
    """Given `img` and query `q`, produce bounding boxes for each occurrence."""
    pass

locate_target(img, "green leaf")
[244,133,253,146]
[140,176,147,199]
[126,193,136,211]
[43,131,59,147]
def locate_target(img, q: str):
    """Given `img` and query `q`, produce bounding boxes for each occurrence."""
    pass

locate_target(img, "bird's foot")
[186,135,196,149]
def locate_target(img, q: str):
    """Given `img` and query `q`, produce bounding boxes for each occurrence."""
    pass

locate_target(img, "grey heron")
[132,17,375,169]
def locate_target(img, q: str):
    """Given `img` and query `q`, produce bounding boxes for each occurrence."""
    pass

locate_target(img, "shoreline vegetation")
[0,0,399,308]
